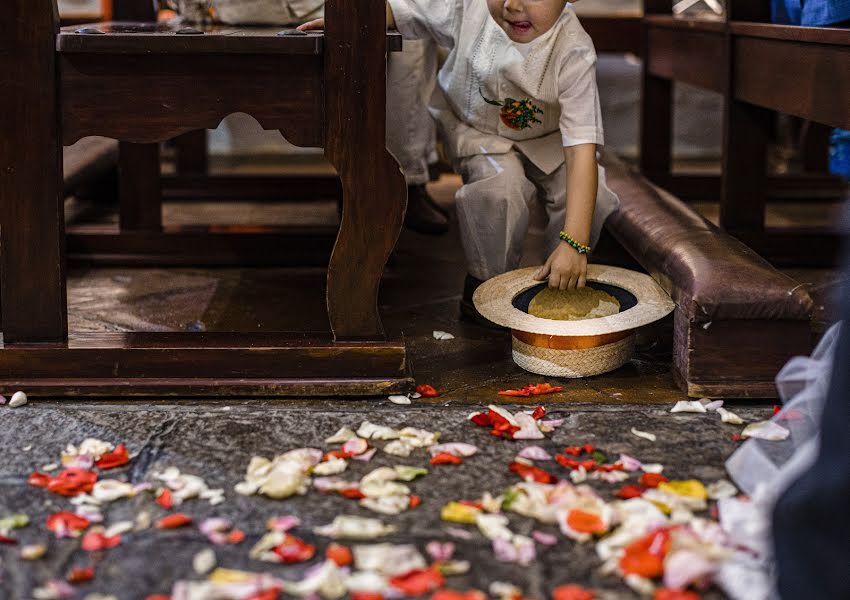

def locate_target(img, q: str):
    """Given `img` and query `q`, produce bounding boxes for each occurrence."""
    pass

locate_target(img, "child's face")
[487,0,568,43]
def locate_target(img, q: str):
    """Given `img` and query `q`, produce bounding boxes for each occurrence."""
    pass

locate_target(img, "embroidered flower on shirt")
[479,88,543,130]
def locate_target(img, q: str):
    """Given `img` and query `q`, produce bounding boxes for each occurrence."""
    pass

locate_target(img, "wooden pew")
[0,0,412,396]
[641,0,848,266]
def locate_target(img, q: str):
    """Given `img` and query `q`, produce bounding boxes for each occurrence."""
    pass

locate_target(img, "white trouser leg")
[454,152,536,281]
[529,158,620,259]
[385,38,438,186]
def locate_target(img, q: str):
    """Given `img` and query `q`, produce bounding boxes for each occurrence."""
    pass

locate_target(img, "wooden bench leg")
[323,0,406,341]
[119,142,162,232]
[640,47,673,177]
[0,0,68,343]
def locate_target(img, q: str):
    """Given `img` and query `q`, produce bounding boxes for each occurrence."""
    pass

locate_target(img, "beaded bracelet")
[559,231,591,254]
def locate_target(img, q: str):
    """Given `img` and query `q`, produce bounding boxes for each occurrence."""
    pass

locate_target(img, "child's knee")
[455,154,533,213]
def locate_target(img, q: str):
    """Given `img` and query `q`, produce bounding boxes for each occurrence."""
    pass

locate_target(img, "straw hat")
[473,265,675,378]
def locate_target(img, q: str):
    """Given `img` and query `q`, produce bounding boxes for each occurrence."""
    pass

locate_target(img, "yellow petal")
[440,502,481,524]
[658,480,708,500]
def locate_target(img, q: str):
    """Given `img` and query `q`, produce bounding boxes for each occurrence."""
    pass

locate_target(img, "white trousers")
[210,0,437,185]
[454,151,619,281]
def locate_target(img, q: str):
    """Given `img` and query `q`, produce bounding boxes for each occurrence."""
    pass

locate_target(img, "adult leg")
[385,38,447,234]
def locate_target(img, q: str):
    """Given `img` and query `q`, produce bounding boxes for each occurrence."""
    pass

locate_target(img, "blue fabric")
[772,210,850,600]
[772,0,850,25]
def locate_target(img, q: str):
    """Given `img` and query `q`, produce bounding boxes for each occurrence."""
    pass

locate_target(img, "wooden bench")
[0,0,412,396]
[641,0,849,266]
[601,149,814,398]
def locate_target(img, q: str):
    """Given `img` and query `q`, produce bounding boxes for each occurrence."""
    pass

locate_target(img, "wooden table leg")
[119,142,163,232]
[721,98,772,232]
[639,43,673,177]
[0,0,68,344]
[323,0,406,341]
[174,130,209,176]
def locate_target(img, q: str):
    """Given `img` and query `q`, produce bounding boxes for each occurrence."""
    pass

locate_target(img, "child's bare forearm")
[562,144,598,246]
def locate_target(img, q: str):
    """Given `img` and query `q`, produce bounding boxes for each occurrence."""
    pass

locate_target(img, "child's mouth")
[507,20,532,34]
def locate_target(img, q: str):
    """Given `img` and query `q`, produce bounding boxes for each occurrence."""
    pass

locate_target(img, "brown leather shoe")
[405,184,449,235]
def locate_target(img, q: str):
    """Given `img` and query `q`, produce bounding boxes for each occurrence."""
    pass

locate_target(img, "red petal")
[389,567,445,596]
[46,469,98,497]
[510,461,558,484]
[28,472,51,488]
[563,447,582,456]
[156,489,174,510]
[773,404,781,415]
[531,406,546,420]
[67,565,95,583]
[615,485,646,499]
[326,543,353,566]
[81,531,121,551]
[416,384,440,398]
[146,596,172,600]
[408,495,422,509]
[0,534,18,545]
[553,585,596,600]
[566,510,606,534]
[431,452,463,465]
[639,473,669,489]
[470,412,492,427]
[155,513,193,529]
[47,512,91,535]
[555,455,579,470]
[581,444,595,454]
[246,589,282,600]
[272,534,315,563]
[432,591,488,600]
[324,450,354,461]
[528,384,563,395]
[351,594,384,600]
[95,443,130,470]
[227,529,246,544]
[654,590,700,600]
[498,389,531,397]
[339,488,367,500]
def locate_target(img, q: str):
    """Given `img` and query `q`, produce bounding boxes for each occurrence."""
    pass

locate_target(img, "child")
[301,0,619,321]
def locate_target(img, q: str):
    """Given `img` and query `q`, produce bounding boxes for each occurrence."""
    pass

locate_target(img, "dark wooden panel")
[161,175,341,202]
[119,142,162,231]
[63,137,118,194]
[0,377,414,397]
[733,36,850,129]
[675,315,813,398]
[58,24,403,54]
[60,53,324,146]
[0,0,69,343]
[646,25,727,92]
[0,332,408,383]
[580,16,642,55]
[65,224,337,266]
[648,173,849,202]
[730,228,844,267]
[730,22,850,45]
[110,0,156,21]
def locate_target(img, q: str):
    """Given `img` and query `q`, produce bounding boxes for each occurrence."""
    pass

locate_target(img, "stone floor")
[0,161,845,599]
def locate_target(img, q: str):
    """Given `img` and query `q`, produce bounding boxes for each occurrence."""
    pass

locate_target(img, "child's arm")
[534,144,598,290]
[298,3,396,31]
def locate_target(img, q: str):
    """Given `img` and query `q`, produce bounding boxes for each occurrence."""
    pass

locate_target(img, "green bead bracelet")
[559,231,591,254]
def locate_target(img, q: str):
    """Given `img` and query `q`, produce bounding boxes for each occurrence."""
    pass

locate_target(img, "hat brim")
[473,265,675,337]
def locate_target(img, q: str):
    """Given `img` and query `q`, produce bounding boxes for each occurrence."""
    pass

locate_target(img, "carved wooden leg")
[323,0,406,341]
[119,142,162,232]
[0,0,68,343]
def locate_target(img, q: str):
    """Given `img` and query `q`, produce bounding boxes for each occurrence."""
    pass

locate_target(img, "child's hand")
[534,243,587,290]
[297,18,325,31]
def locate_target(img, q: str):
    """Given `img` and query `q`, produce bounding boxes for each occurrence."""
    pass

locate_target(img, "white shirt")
[388,0,604,174]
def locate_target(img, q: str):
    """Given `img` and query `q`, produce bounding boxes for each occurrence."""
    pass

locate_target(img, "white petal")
[192,548,216,575]
[325,427,357,444]
[670,400,707,413]
[428,443,479,458]
[433,331,455,340]
[717,407,745,425]
[741,420,790,441]
[388,395,411,405]
[704,400,725,411]
[707,479,738,500]
[631,427,657,442]
[517,446,553,461]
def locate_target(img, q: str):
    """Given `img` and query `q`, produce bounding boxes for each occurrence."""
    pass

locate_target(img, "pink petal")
[493,537,518,563]
[540,418,565,428]
[663,550,717,590]
[426,541,456,561]
[617,454,643,472]
[518,446,552,461]
[267,515,301,532]
[352,448,377,462]
[532,530,558,545]
[513,413,545,440]
[342,438,369,456]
